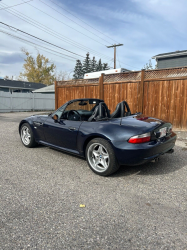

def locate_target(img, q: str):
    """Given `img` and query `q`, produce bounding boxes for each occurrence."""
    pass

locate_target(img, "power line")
[0,29,77,62]
[0,2,113,61]
[0,29,79,60]
[1,3,138,69]
[38,0,112,45]
[48,0,119,44]
[0,0,33,10]
[0,22,85,58]
[116,50,121,68]
[23,1,107,46]
[107,44,123,69]
[106,43,140,70]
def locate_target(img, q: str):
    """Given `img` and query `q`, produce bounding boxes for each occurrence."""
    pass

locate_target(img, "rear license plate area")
[159,127,167,138]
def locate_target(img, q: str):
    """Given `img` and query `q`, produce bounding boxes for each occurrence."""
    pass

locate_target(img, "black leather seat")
[111,101,131,118]
[98,102,110,119]
[88,105,99,122]
[110,103,123,118]
[88,102,110,121]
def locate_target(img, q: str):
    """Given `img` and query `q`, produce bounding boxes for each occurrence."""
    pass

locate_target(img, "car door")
[43,116,82,152]
[32,117,46,141]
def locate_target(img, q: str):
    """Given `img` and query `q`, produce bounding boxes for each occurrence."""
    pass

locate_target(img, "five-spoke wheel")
[87,143,110,173]
[86,138,119,176]
[20,123,37,148]
[21,126,31,146]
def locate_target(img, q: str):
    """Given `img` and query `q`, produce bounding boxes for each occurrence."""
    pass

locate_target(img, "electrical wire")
[0,2,113,61]
[0,3,139,69]
[0,0,33,10]
[0,22,85,58]
[38,0,112,45]
[23,1,107,46]
[116,50,121,68]
[48,0,119,44]
[0,29,78,62]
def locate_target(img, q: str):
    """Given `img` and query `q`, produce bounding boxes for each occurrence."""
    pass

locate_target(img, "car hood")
[23,114,49,122]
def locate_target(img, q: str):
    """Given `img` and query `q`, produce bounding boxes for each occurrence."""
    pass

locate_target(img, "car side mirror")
[52,114,59,122]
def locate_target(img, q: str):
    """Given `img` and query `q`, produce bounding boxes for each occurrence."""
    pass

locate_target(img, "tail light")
[128,132,151,144]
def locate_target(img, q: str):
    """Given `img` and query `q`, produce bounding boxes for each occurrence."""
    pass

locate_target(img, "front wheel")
[20,123,37,148]
[86,138,120,176]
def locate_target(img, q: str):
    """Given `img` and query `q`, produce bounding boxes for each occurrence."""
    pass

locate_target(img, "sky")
[0,0,187,79]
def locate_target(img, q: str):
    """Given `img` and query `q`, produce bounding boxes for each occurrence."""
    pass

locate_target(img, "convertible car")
[19,98,176,176]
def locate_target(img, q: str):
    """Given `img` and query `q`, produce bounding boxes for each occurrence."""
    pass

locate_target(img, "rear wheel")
[86,138,120,176]
[20,123,37,148]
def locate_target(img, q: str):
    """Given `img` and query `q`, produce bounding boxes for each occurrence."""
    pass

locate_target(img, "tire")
[20,123,37,148]
[86,138,120,176]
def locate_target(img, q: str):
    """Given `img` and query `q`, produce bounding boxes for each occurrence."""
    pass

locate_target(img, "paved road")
[0,112,187,250]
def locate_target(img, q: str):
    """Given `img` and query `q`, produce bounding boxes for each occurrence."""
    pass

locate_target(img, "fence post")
[140,69,145,113]
[99,74,104,100]
[55,81,58,110]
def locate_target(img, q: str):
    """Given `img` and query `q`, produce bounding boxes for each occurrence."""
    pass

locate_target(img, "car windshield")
[65,100,99,112]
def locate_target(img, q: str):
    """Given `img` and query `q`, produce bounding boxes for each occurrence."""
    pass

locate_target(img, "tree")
[55,70,70,81]
[103,63,110,70]
[73,60,83,79]
[82,52,91,74]
[73,53,112,79]
[19,49,56,85]
[96,59,103,71]
[90,56,97,72]
[143,59,153,70]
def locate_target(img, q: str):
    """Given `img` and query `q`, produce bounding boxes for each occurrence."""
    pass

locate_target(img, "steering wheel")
[67,110,81,120]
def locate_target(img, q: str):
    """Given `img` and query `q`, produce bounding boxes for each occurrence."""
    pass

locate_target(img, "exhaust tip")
[151,157,159,163]
[166,149,174,154]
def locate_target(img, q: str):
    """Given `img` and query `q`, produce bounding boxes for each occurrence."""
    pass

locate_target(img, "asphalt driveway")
[0,112,187,249]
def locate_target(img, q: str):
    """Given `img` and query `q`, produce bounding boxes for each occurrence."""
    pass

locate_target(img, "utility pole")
[107,44,123,69]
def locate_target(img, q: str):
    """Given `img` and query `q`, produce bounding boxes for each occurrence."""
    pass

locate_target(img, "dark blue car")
[19,98,176,176]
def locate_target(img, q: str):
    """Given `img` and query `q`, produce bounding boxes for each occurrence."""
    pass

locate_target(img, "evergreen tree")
[96,59,103,71]
[82,52,91,74]
[103,63,110,71]
[73,60,83,79]
[73,53,113,78]
[90,56,97,72]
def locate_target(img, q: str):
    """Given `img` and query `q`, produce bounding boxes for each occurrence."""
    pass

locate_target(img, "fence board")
[56,67,187,129]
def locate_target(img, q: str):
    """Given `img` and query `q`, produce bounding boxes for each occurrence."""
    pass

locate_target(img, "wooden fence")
[55,67,187,130]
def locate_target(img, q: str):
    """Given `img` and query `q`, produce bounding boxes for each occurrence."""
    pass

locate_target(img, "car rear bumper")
[112,132,177,166]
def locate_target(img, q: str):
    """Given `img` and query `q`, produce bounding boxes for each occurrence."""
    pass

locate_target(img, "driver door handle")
[68,127,76,131]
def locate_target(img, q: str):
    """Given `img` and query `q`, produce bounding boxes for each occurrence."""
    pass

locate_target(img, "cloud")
[0,51,23,64]
[0,0,187,78]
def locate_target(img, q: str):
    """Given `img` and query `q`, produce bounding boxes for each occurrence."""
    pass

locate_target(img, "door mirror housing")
[52,114,59,122]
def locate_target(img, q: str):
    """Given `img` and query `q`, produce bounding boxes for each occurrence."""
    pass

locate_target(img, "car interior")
[56,99,132,122]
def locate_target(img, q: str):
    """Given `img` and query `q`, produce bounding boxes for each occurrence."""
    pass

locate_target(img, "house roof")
[152,50,187,59]
[0,79,46,90]
[32,84,54,93]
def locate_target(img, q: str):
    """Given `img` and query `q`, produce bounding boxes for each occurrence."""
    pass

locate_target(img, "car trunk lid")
[121,114,172,140]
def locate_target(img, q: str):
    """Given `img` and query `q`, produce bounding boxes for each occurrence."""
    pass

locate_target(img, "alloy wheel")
[87,143,110,173]
[21,126,31,146]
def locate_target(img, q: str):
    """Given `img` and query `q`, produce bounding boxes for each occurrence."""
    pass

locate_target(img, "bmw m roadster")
[19,98,176,176]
